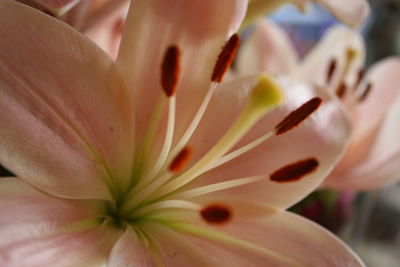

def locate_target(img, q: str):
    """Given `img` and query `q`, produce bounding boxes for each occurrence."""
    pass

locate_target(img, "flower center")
[101,35,322,230]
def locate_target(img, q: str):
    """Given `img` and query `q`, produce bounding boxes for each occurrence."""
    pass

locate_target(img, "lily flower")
[237,20,400,190]
[84,1,129,60]
[242,0,370,30]
[0,0,362,266]
[61,0,369,60]
[16,0,81,15]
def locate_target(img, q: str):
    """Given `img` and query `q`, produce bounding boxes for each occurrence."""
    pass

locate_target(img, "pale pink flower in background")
[83,1,128,59]
[242,0,370,30]
[1,0,363,266]
[16,0,128,34]
[237,20,400,190]
[58,0,369,60]
[17,0,81,15]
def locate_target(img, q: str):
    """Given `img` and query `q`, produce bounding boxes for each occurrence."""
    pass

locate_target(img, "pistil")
[149,75,283,199]
[115,35,323,229]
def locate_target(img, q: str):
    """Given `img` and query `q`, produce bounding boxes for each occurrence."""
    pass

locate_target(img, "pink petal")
[145,223,229,266]
[0,0,135,199]
[296,25,365,91]
[21,0,81,15]
[316,0,370,28]
[369,88,400,161]
[107,226,154,267]
[236,20,298,76]
[187,76,351,209]
[86,6,127,59]
[326,147,400,190]
[0,228,118,267]
[325,59,400,189]
[0,178,101,245]
[221,211,365,266]
[144,211,364,266]
[0,178,118,267]
[116,0,248,144]
[351,58,400,144]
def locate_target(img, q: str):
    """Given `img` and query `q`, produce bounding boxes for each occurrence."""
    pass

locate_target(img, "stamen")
[346,47,357,63]
[113,18,125,35]
[358,82,372,102]
[161,45,180,97]
[354,67,365,89]
[169,146,192,173]
[151,75,283,198]
[168,35,239,160]
[270,158,319,183]
[122,150,201,215]
[275,97,322,135]
[326,58,337,85]
[204,131,274,173]
[121,172,173,215]
[335,82,347,99]
[175,175,263,198]
[169,83,217,160]
[130,200,200,218]
[330,47,357,94]
[201,204,231,224]
[211,34,240,83]
[141,96,176,187]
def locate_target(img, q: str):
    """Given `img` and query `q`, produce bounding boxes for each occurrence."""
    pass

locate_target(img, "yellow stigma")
[146,74,284,198]
[248,74,283,116]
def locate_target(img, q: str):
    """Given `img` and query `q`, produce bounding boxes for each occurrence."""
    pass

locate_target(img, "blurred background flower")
[253,1,400,266]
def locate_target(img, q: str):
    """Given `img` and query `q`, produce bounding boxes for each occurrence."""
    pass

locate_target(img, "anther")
[336,82,347,99]
[169,146,192,173]
[358,82,372,102]
[354,68,365,89]
[346,47,357,63]
[211,34,240,82]
[326,59,337,84]
[201,204,231,224]
[161,45,180,97]
[270,158,319,183]
[275,97,322,135]
[113,18,125,35]
[151,75,283,198]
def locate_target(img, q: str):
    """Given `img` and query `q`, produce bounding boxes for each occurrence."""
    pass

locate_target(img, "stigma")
[109,35,322,228]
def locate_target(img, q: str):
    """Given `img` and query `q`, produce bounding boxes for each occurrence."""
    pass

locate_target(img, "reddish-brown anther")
[275,97,322,135]
[211,34,240,82]
[113,18,125,35]
[358,82,372,102]
[355,67,365,89]
[270,158,319,183]
[201,204,231,224]
[336,82,347,99]
[326,59,337,84]
[161,45,180,97]
[169,146,192,173]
